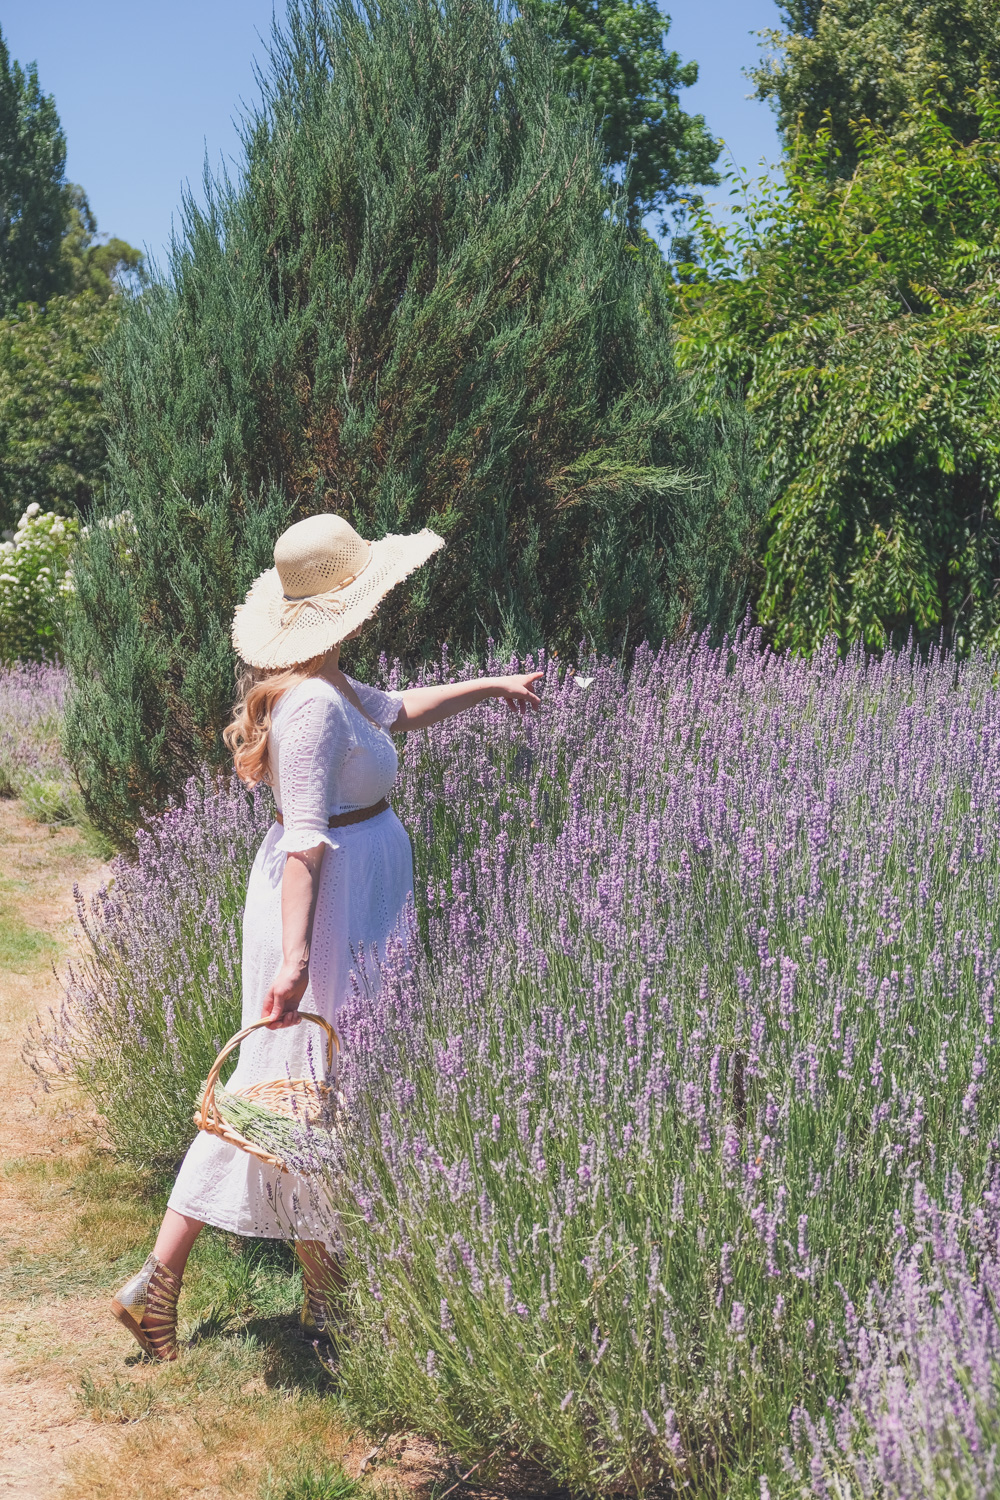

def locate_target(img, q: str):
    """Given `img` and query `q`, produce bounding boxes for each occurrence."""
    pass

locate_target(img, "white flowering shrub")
[0,504,79,664]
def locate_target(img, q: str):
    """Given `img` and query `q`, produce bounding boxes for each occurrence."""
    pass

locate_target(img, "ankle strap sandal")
[300,1278,348,1345]
[300,1278,331,1337]
[111,1253,181,1361]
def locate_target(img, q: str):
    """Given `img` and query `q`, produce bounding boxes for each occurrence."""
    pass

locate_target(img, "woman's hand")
[261,958,309,1030]
[493,672,544,713]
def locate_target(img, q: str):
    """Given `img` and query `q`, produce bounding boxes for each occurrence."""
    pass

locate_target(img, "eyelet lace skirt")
[167,809,413,1240]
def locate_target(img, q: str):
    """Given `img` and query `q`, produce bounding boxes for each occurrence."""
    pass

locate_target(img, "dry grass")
[65,1392,363,1500]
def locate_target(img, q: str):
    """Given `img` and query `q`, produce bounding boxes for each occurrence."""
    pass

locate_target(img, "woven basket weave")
[194,1012,340,1173]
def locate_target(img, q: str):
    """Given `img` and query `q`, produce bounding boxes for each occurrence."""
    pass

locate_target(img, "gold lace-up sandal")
[300,1274,349,1344]
[111,1253,181,1361]
[300,1277,333,1340]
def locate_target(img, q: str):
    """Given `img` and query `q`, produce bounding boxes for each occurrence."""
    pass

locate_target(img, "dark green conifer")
[0,28,70,314]
[65,0,763,845]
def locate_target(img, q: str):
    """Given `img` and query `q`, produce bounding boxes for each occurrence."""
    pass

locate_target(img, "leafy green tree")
[0,293,121,530]
[0,28,142,532]
[0,24,140,317]
[525,0,720,228]
[752,0,1000,170]
[675,88,1000,654]
[0,200,144,533]
[59,186,143,302]
[64,0,764,847]
[0,26,71,314]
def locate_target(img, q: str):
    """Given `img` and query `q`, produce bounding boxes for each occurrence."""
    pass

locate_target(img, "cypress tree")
[65,0,763,846]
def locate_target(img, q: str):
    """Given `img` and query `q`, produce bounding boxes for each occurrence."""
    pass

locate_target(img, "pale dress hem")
[167,1134,332,1244]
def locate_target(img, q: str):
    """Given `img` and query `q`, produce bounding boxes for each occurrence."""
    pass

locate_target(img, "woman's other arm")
[392,672,543,732]
[261,844,326,1029]
[263,688,350,1027]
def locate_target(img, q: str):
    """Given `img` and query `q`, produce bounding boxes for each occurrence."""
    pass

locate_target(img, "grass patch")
[76,1371,160,1424]
[0,1149,163,1298]
[1,1147,336,1399]
[2,1150,360,1497]
[183,1230,303,1326]
[0,896,55,971]
[21,1167,353,1500]
[63,1392,355,1500]
[18,771,85,829]
[0,1149,311,1329]
[260,1462,362,1499]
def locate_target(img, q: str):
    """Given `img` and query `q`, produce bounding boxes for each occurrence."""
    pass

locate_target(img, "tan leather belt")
[274,795,390,830]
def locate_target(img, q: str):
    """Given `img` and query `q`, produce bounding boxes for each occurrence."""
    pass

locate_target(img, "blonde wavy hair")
[224,653,327,787]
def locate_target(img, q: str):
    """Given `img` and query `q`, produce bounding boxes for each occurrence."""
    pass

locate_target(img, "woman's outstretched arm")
[392,672,543,732]
[261,844,326,1029]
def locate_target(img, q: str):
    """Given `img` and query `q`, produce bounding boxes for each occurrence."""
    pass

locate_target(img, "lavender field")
[36,631,1000,1497]
[0,662,81,825]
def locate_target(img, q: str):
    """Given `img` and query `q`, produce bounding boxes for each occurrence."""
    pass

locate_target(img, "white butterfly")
[574,675,594,689]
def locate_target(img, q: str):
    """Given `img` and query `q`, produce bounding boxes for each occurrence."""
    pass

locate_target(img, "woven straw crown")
[233,513,444,670]
[275,514,370,599]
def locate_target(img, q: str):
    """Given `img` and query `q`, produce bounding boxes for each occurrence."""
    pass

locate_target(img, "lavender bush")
[0,660,82,824]
[36,631,1000,1494]
[27,777,273,1165]
[786,1177,1000,1499]
[295,634,1000,1496]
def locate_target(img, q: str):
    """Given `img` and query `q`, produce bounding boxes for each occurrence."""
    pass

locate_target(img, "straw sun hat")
[232,513,445,670]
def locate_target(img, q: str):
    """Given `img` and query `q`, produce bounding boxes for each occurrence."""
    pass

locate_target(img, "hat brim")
[232,528,445,670]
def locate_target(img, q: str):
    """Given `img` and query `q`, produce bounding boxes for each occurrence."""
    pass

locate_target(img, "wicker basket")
[194,1011,340,1173]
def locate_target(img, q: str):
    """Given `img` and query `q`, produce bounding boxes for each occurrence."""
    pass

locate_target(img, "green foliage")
[64,0,764,847]
[0,901,55,973]
[752,0,1000,171]
[0,293,121,531]
[0,504,78,662]
[524,0,720,228]
[59,185,143,303]
[675,88,1000,654]
[75,1371,160,1424]
[0,26,69,314]
[0,28,141,533]
[259,1468,360,1500]
[0,26,141,314]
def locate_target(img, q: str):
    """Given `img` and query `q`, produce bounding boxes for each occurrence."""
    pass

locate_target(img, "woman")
[110,512,541,1360]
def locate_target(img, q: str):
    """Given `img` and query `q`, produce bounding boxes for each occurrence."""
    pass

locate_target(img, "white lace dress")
[167,674,410,1240]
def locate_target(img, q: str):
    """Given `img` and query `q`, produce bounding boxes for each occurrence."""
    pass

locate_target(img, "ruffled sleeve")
[345,674,404,731]
[272,684,349,853]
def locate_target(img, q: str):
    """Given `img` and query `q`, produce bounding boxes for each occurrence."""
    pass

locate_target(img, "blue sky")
[4,1,783,265]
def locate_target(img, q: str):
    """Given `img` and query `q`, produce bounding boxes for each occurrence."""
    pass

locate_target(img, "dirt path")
[0,801,116,1496]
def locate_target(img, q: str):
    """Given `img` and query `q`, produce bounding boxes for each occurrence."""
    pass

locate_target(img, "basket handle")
[198,1011,340,1135]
